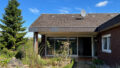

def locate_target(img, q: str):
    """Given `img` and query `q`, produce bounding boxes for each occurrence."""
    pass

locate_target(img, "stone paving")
[72,59,111,68]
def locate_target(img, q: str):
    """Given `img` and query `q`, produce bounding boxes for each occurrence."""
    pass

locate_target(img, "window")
[46,37,78,56]
[102,34,111,53]
[69,37,77,55]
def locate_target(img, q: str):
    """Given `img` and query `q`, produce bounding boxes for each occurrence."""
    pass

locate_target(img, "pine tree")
[0,0,27,50]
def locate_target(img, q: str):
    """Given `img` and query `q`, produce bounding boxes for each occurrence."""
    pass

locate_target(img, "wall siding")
[98,26,120,65]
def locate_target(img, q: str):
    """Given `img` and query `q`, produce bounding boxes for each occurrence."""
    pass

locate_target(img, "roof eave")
[98,23,120,32]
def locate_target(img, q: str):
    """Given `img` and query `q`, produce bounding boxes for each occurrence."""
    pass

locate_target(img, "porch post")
[77,37,78,57]
[45,35,47,56]
[33,32,38,54]
[91,37,94,57]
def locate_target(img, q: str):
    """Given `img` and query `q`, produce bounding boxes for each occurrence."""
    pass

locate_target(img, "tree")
[0,0,27,50]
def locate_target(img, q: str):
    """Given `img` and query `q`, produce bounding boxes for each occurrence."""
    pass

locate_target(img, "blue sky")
[0,0,120,37]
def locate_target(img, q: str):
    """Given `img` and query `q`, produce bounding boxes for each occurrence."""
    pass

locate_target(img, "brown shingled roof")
[29,13,119,32]
[96,14,120,32]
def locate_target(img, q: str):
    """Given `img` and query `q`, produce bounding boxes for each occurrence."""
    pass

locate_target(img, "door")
[78,37,91,57]
[46,37,55,56]
[69,37,77,56]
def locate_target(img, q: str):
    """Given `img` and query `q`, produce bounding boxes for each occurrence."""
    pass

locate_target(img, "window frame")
[102,34,111,53]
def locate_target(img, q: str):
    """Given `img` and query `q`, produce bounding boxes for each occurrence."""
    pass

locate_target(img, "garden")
[0,38,74,68]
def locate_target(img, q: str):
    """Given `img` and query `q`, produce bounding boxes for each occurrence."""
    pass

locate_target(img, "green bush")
[92,59,104,65]
[18,38,73,68]
[90,64,96,68]
[20,39,44,68]
[15,50,25,60]
[0,48,16,58]
[0,58,11,67]
[63,60,74,68]
[51,57,62,62]
[22,52,44,68]
[0,48,16,67]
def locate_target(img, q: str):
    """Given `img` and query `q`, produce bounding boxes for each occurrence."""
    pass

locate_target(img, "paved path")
[72,59,111,68]
[72,60,92,68]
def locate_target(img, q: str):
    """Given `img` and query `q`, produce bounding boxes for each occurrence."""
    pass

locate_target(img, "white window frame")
[102,34,111,53]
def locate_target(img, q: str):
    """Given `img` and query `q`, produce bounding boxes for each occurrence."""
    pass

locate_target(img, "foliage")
[90,59,104,68]
[0,57,11,67]
[63,60,74,68]
[55,41,70,60]
[0,48,16,58]
[90,64,96,68]
[51,57,62,62]
[18,39,44,67]
[0,48,16,67]
[0,51,12,67]
[0,0,27,50]
[92,59,104,65]
[20,39,73,68]
[15,50,25,60]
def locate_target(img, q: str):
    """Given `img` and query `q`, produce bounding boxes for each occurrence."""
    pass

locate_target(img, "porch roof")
[29,13,119,32]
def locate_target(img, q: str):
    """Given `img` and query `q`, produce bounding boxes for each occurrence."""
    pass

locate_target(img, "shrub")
[54,41,70,60]
[92,59,104,65]
[0,48,16,58]
[0,50,12,67]
[63,60,74,68]
[19,39,73,68]
[90,64,96,68]
[20,39,44,68]
[0,58,11,67]
[15,50,25,60]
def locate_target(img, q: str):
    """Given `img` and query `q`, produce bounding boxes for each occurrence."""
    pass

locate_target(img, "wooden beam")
[33,32,38,54]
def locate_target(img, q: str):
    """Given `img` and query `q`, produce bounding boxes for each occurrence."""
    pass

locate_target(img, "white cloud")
[25,32,41,38]
[25,32,33,38]
[29,8,40,14]
[58,7,70,14]
[96,1,108,7]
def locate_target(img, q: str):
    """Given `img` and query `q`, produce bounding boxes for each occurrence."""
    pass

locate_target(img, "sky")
[0,0,120,37]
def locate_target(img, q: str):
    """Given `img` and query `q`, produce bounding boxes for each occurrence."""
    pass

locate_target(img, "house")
[29,13,120,65]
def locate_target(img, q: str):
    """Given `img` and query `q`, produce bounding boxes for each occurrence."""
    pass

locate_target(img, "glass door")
[69,37,78,56]
[46,37,55,56]
[46,37,78,57]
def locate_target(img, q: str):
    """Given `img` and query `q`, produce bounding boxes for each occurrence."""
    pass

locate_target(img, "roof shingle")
[29,13,119,32]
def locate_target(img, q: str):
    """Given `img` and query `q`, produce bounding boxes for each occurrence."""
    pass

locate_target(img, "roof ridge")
[41,13,120,15]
